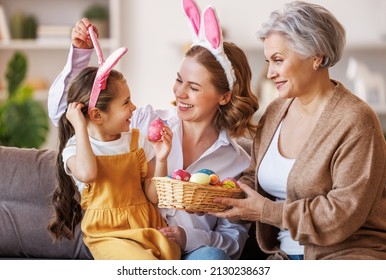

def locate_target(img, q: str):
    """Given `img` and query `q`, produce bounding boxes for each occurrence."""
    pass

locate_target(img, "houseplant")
[0,51,48,148]
[83,3,109,38]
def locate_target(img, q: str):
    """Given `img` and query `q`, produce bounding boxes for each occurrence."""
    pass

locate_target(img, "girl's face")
[173,56,226,123]
[263,33,315,99]
[101,79,136,138]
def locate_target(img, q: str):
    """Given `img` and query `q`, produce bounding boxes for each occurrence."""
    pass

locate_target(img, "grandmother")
[212,1,386,260]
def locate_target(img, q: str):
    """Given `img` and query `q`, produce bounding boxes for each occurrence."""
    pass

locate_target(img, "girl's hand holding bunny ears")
[71,18,99,49]
[66,102,87,132]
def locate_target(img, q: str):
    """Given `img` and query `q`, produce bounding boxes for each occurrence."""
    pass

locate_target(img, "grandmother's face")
[263,33,315,99]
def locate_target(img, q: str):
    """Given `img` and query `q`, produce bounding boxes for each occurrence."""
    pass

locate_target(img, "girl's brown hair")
[48,67,123,240]
[185,42,259,138]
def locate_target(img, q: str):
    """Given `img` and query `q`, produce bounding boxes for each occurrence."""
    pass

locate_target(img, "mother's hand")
[209,182,265,222]
[72,18,96,49]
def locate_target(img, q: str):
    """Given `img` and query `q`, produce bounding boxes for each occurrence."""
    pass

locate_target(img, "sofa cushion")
[0,146,91,259]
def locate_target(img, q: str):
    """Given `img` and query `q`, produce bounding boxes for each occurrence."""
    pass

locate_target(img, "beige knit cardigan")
[240,81,386,260]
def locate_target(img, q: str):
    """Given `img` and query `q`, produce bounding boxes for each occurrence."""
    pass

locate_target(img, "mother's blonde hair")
[185,42,259,138]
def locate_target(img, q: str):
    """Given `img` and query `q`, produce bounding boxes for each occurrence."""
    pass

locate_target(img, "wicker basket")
[152,177,243,212]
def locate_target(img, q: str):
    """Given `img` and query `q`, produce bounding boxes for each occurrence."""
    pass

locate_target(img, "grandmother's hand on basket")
[208,182,264,222]
[158,226,187,250]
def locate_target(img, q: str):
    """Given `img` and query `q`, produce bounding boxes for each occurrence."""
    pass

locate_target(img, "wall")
[2,0,385,151]
[119,0,386,118]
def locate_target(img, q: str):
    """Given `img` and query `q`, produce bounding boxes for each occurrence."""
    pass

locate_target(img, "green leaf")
[12,85,33,103]
[5,51,27,97]
[0,97,48,148]
[1,51,49,148]
[83,4,109,20]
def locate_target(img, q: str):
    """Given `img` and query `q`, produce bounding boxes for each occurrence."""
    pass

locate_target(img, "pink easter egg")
[171,169,191,181]
[148,118,165,142]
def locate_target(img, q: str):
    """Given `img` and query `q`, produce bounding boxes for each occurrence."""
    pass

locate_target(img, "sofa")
[0,146,91,259]
[0,145,264,259]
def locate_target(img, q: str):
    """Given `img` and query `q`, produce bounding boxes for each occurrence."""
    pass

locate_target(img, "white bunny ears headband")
[183,0,236,91]
[88,26,127,115]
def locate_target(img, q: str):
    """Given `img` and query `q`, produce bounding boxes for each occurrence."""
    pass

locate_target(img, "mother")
[47,1,259,259]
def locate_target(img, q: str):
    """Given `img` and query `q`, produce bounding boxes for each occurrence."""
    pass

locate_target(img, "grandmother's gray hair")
[257,1,346,68]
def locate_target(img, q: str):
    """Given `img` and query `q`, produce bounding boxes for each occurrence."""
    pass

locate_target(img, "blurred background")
[0,0,385,150]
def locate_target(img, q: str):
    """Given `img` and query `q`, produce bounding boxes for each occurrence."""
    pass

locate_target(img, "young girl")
[48,64,181,260]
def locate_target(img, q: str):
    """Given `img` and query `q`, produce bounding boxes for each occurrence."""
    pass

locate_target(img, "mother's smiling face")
[173,56,228,124]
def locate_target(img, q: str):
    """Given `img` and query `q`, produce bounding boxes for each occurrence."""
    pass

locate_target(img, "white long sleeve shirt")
[47,45,250,259]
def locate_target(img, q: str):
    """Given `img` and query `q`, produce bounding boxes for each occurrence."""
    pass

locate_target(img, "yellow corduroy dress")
[80,129,180,260]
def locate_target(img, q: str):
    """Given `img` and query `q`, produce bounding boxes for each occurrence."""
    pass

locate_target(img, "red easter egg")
[215,181,223,186]
[148,118,165,142]
[171,169,191,181]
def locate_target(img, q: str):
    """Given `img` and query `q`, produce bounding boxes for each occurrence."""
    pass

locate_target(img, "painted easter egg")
[189,173,211,185]
[196,169,215,175]
[171,169,191,181]
[215,180,223,186]
[209,173,220,185]
[147,118,165,142]
[222,177,238,189]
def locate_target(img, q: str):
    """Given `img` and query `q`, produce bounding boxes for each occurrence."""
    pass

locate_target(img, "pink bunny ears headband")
[183,0,236,91]
[88,26,127,115]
